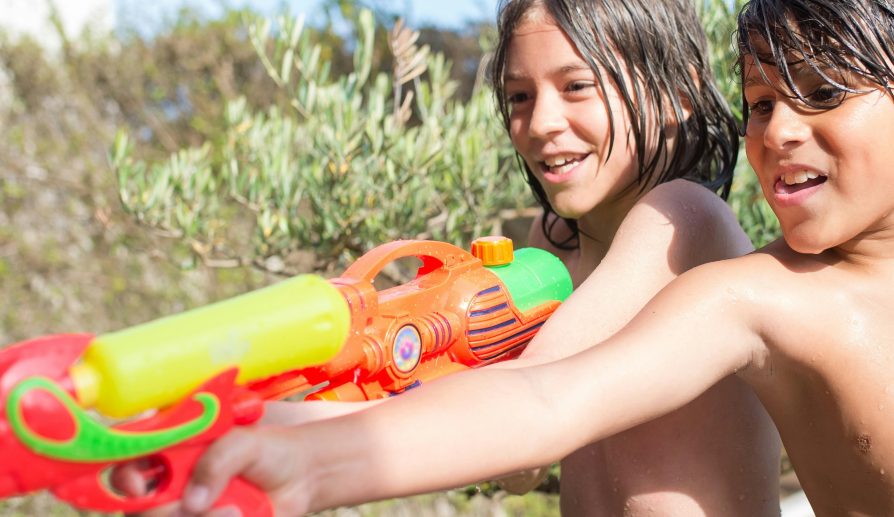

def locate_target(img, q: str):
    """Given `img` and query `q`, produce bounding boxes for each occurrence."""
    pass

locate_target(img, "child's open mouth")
[541,154,589,176]
[774,171,828,195]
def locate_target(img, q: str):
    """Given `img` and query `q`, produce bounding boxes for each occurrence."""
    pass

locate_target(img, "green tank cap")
[486,247,572,312]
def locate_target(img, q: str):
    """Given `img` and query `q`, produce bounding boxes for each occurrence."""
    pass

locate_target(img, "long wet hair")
[737,0,894,130]
[491,0,739,249]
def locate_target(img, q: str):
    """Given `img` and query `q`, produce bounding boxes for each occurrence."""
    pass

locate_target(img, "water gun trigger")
[50,447,273,516]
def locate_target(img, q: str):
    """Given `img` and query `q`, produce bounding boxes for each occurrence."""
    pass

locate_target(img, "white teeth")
[544,155,582,174]
[783,170,822,185]
[552,162,577,175]
[544,155,580,167]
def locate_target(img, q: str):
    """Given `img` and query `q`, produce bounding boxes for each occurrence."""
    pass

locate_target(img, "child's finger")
[112,457,169,498]
[181,429,258,513]
[111,461,150,497]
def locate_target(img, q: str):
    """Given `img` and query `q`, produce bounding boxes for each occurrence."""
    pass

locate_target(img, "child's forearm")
[261,399,385,426]
[300,366,570,511]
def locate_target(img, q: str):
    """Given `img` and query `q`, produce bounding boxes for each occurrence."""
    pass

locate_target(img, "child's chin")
[553,207,586,221]
[550,199,594,221]
[781,233,832,255]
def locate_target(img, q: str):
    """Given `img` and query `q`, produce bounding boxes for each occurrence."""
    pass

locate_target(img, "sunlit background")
[2,0,502,44]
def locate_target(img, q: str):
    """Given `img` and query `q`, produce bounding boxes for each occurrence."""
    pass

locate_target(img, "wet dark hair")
[737,0,894,130]
[491,0,739,249]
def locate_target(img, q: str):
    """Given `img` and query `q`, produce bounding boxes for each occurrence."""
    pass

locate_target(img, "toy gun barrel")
[70,275,350,418]
[270,237,574,401]
[64,237,573,415]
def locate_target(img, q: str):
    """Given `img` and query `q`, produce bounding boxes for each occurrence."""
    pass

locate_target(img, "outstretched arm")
[176,258,768,516]
[260,398,384,426]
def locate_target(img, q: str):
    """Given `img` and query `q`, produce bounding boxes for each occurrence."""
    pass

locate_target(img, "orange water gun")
[0,237,571,516]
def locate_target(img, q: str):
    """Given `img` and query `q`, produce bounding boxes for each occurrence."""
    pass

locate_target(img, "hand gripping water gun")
[0,236,571,516]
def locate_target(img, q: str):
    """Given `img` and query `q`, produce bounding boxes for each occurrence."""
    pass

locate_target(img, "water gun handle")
[340,240,476,283]
[158,439,274,517]
[0,333,274,516]
[215,477,274,516]
[51,444,273,516]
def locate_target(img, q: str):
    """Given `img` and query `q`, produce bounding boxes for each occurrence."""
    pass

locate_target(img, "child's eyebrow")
[743,62,823,89]
[504,61,593,82]
[742,76,766,88]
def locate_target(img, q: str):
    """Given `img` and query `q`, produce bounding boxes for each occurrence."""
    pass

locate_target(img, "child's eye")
[748,99,774,116]
[567,81,595,94]
[805,85,844,107]
[507,92,530,105]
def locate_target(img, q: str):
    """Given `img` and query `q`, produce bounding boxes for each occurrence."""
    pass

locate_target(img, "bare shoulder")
[637,179,739,221]
[525,210,555,250]
[612,179,753,273]
[676,239,799,302]
[655,241,807,331]
[731,239,888,354]
[721,239,841,302]
[674,239,838,367]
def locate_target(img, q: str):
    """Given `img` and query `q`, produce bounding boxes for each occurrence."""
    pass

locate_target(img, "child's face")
[743,55,894,254]
[503,18,640,221]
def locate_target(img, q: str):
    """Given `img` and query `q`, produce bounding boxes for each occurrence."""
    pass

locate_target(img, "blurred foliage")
[699,0,781,248]
[61,8,342,157]
[112,9,526,274]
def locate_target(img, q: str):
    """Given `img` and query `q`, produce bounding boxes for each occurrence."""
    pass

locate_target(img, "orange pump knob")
[470,236,514,266]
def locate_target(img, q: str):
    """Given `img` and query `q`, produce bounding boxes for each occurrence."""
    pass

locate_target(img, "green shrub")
[700,0,781,248]
[113,10,528,273]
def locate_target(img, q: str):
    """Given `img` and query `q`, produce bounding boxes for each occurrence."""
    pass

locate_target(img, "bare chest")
[746,297,894,514]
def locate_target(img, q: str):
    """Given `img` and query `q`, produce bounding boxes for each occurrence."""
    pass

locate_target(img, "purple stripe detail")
[470,303,509,317]
[471,321,545,351]
[476,285,501,296]
[467,318,517,335]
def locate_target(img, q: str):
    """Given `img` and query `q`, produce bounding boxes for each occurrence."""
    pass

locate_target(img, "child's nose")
[763,101,810,151]
[528,93,569,139]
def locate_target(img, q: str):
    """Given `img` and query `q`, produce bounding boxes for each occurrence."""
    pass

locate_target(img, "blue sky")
[116,0,502,35]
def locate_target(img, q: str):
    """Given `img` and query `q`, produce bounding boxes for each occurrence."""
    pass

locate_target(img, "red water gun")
[0,237,571,515]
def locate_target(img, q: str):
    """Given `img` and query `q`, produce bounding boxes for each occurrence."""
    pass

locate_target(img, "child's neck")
[834,228,894,266]
[581,185,644,240]
[575,188,644,275]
